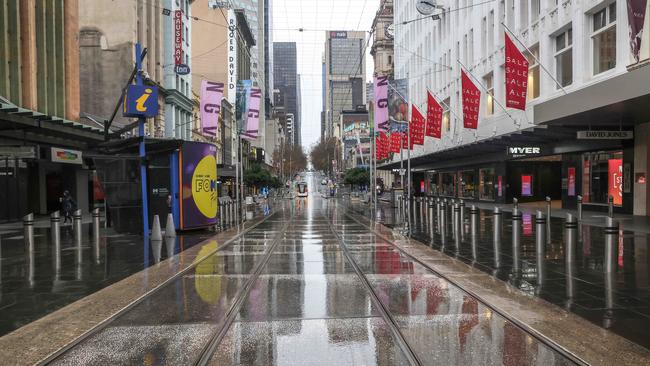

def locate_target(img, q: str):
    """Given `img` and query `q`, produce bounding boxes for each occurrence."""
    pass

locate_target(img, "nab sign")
[123,85,159,118]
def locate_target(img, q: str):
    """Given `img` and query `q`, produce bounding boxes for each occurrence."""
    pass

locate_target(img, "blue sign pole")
[135,43,150,243]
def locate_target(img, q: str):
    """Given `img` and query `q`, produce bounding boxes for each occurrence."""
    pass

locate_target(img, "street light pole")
[135,43,149,239]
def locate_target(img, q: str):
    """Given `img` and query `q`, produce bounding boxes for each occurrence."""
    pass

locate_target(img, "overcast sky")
[272,0,379,151]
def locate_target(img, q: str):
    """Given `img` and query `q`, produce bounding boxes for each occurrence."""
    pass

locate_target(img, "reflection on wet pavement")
[51,177,577,365]
[355,200,650,350]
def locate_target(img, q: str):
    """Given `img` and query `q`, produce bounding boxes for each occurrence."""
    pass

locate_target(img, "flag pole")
[501,22,568,95]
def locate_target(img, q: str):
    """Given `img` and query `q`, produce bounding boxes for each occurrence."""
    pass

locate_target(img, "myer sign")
[577,131,634,140]
[507,146,543,158]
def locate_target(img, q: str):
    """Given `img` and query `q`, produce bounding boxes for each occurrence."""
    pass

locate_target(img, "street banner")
[200,80,224,137]
[628,0,648,62]
[236,80,252,132]
[375,134,384,160]
[242,88,262,140]
[389,78,409,132]
[380,131,390,159]
[505,33,529,110]
[461,70,480,129]
[400,131,409,150]
[411,105,425,146]
[389,133,401,153]
[426,91,442,138]
[374,75,390,131]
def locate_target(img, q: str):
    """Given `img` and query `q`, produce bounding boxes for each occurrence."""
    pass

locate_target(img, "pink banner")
[200,80,224,137]
[242,88,261,141]
[374,75,389,131]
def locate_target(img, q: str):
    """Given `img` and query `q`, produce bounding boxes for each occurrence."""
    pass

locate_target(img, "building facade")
[273,42,300,145]
[324,30,367,142]
[370,0,394,78]
[387,0,650,216]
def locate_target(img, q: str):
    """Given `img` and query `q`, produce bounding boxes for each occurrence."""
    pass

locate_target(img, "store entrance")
[507,155,562,205]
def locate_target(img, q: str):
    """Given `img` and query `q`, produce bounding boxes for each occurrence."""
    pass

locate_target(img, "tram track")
[43,210,282,365]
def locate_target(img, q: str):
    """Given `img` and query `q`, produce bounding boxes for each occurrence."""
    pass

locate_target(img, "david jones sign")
[577,131,634,140]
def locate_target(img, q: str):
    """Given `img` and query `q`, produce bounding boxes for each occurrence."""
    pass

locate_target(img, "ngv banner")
[374,75,389,132]
[200,80,224,137]
[242,88,262,141]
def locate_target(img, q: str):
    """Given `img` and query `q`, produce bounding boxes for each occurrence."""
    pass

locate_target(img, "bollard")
[513,197,518,212]
[565,213,578,308]
[436,198,441,233]
[493,207,502,268]
[603,216,618,327]
[511,207,522,273]
[440,200,447,245]
[23,213,34,253]
[452,203,460,239]
[51,211,61,271]
[165,213,176,238]
[470,206,479,261]
[428,200,435,239]
[92,208,101,263]
[535,210,546,290]
[577,195,583,221]
[219,202,224,231]
[608,196,614,218]
[73,209,82,244]
[151,215,163,241]
[545,196,552,244]
[459,199,466,241]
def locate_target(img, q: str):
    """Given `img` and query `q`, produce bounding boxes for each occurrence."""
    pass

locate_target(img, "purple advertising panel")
[180,142,218,229]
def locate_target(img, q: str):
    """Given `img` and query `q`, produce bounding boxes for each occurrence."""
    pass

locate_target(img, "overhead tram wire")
[397,0,496,26]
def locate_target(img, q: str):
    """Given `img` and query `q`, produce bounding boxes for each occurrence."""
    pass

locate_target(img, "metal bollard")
[23,213,34,252]
[511,207,522,273]
[73,209,83,244]
[470,205,479,261]
[604,216,618,327]
[608,196,614,218]
[493,207,502,268]
[577,195,583,221]
[51,211,61,271]
[565,213,578,308]
[440,200,447,244]
[92,208,101,263]
[453,203,461,251]
[436,198,441,232]
[219,202,224,231]
[459,199,466,241]
[428,200,435,239]
[513,197,518,212]
[545,196,552,244]
[535,210,546,290]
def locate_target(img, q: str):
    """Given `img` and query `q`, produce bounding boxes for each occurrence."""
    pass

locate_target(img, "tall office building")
[323,31,366,141]
[273,42,300,145]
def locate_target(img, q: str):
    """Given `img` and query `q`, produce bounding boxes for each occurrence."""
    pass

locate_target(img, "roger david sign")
[507,146,543,159]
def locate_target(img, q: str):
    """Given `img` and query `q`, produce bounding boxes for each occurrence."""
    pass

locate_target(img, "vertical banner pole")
[135,43,149,240]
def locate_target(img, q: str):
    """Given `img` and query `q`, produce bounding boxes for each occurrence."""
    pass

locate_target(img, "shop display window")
[479,168,496,201]
[582,151,623,206]
[440,172,456,196]
[459,170,476,198]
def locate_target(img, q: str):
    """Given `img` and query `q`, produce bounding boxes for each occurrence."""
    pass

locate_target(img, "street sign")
[576,130,633,139]
[161,8,171,16]
[175,63,190,75]
[123,85,159,118]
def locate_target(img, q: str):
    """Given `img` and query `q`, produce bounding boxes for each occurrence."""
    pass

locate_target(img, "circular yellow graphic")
[191,154,217,218]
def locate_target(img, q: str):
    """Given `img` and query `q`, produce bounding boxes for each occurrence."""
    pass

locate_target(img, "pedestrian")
[60,190,76,224]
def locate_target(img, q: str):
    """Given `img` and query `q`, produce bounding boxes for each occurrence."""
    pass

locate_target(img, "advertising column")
[179,142,218,229]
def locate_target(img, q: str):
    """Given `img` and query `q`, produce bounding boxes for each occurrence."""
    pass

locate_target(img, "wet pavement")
[354,198,650,350]
[0,211,262,337]
[49,175,576,365]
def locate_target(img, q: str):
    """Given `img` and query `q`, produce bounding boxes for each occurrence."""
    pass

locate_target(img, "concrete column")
[64,0,80,121]
[634,122,650,216]
[20,0,38,110]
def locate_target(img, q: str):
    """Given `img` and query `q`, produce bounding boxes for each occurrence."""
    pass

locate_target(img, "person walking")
[60,190,76,224]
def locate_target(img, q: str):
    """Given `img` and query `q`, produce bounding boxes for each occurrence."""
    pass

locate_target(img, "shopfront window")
[459,170,476,198]
[441,172,456,196]
[429,173,440,195]
[479,168,496,200]
[582,151,623,206]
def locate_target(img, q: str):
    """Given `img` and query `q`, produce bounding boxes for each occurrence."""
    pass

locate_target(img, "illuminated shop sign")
[507,146,543,158]
[577,131,633,140]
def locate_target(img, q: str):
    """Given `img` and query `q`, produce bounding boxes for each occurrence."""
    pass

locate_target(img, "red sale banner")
[608,158,623,205]
[401,132,409,150]
[389,133,400,153]
[461,70,480,129]
[505,33,529,110]
[174,10,184,65]
[426,91,442,138]
[411,105,425,145]
[379,131,389,160]
[568,167,576,196]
